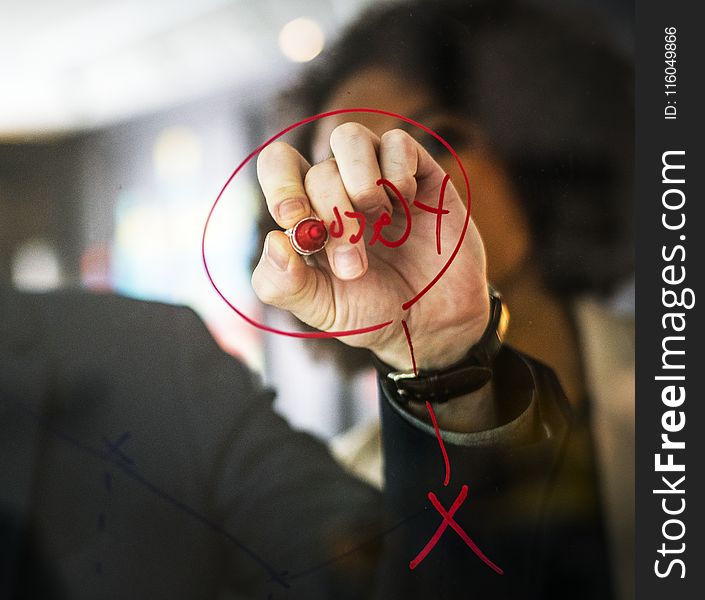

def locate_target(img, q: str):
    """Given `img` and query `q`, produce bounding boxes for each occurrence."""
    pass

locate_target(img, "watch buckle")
[387,370,417,382]
[387,370,417,399]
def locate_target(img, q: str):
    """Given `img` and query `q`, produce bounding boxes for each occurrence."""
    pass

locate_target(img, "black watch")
[373,287,509,404]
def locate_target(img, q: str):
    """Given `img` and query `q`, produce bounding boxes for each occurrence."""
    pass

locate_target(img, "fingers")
[256,126,456,285]
[329,122,392,216]
[258,126,454,232]
[304,159,368,280]
[257,142,311,229]
[251,231,334,331]
[407,132,463,212]
[257,140,369,281]
[379,128,419,203]
[329,124,454,214]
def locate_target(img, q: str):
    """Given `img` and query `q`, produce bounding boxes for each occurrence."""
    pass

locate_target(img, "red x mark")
[409,484,504,574]
[402,323,503,575]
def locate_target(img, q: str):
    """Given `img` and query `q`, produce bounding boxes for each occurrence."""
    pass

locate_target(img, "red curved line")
[436,173,450,255]
[201,192,391,338]
[373,178,412,248]
[425,401,451,487]
[401,320,417,376]
[402,168,469,311]
[201,107,470,338]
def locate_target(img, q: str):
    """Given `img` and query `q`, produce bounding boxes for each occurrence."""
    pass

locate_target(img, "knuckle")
[330,121,367,146]
[257,141,292,171]
[388,175,417,198]
[350,183,384,207]
[304,158,339,186]
[252,268,307,309]
[381,128,412,146]
[381,129,416,163]
[307,278,335,331]
[271,184,306,205]
[314,310,336,333]
[251,270,276,305]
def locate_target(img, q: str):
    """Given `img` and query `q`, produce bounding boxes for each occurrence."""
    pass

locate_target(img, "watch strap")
[374,287,508,404]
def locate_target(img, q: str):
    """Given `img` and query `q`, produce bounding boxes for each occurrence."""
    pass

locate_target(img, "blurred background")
[0,0,632,439]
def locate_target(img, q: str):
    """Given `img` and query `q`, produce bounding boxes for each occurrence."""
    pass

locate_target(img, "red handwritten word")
[202,108,473,339]
[328,176,451,253]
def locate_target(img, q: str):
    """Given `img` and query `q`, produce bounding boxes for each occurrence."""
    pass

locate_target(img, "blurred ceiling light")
[278,17,325,63]
[11,239,63,291]
[152,126,203,181]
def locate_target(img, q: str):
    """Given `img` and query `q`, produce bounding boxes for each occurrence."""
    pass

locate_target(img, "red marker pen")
[285,217,328,255]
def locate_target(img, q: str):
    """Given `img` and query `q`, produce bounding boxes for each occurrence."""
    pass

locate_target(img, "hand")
[252,123,489,370]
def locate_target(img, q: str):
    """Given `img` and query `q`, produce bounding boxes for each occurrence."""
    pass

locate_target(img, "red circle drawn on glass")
[201,108,473,339]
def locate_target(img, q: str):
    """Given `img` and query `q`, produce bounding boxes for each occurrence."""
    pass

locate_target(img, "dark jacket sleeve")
[0,288,611,599]
[1,289,380,600]
[375,346,613,599]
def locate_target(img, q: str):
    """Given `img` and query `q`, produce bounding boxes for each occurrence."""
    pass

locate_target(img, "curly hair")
[278,0,634,297]
[258,0,634,372]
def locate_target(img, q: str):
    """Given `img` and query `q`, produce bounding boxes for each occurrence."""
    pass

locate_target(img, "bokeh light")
[278,17,325,63]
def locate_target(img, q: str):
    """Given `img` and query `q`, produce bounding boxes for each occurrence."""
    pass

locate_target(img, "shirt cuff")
[378,346,546,448]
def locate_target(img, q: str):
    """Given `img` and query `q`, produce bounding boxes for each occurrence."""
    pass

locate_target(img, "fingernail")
[334,247,364,279]
[277,199,305,223]
[266,236,290,271]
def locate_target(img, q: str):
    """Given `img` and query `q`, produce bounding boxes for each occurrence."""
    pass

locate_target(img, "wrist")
[372,292,490,371]
[373,287,508,404]
[404,381,498,433]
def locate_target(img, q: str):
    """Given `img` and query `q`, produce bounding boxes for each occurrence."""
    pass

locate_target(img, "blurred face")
[312,66,531,288]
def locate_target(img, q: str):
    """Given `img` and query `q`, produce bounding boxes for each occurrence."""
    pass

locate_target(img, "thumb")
[251,231,333,330]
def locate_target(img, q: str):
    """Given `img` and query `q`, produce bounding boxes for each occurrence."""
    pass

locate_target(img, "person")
[1,7,623,582]
[256,0,634,598]
[0,4,622,599]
